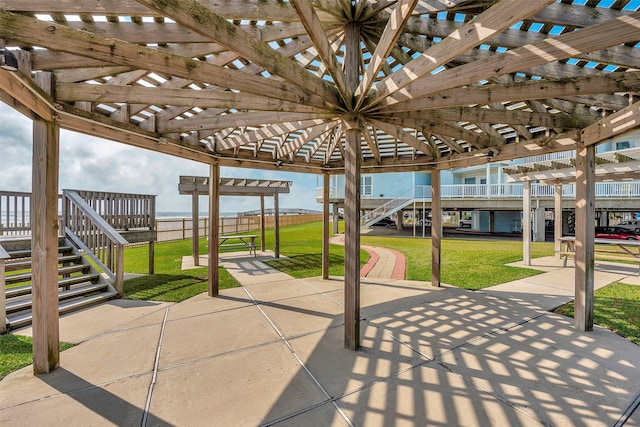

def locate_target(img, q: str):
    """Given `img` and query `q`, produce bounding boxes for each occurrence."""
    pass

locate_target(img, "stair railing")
[361,187,430,228]
[0,243,8,333]
[62,190,129,297]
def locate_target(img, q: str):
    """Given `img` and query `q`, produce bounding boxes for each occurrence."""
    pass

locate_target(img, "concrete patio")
[1,253,639,426]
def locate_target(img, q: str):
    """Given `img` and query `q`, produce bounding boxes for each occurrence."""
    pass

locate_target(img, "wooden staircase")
[2,237,117,331]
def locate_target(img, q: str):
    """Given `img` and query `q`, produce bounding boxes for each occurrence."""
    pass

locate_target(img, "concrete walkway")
[2,253,640,426]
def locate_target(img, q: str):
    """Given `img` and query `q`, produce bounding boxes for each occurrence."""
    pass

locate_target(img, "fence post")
[0,249,7,334]
[115,243,124,298]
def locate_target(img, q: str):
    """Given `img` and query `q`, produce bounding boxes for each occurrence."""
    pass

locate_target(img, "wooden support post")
[208,161,220,296]
[554,183,563,258]
[31,77,60,373]
[523,180,531,266]
[149,196,155,274]
[343,21,361,351]
[575,144,595,332]
[260,195,266,252]
[344,126,361,350]
[431,169,441,287]
[274,193,280,258]
[322,173,330,279]
[192,191,199,266]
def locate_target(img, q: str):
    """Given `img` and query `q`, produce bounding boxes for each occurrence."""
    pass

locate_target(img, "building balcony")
[317,182,640,203]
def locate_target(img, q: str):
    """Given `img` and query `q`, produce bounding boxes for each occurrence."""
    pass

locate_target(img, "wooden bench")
[558,236,640,274]
[218,234,257,257]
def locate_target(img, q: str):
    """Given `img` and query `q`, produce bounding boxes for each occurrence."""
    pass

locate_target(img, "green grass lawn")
[0,335,74,380]
[362,235,554,290]
[555,282,640,345]
[123,239,240,301]
[262,222,370,277]
[261,220,554,290]
[122,222,554,292]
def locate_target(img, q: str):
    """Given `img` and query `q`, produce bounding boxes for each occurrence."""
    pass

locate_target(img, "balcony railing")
[317,182,640,202]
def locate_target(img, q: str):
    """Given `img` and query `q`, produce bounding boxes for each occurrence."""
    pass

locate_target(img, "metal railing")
[360,186,433,227]
[515,150,576,165]
[319,181,640,202]
[237,208,321,216]
[62,190,129,297]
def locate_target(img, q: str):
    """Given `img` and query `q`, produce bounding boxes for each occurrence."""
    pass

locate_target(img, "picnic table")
[558,236,640,274]
[219,234,257,257]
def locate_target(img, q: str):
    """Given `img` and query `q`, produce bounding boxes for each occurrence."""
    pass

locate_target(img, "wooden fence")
[156,214,323,242]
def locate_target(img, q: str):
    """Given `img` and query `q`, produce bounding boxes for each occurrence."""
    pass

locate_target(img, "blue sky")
[0,102,322,213]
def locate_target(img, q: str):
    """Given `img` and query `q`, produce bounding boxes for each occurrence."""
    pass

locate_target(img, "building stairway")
[2,237,117,331]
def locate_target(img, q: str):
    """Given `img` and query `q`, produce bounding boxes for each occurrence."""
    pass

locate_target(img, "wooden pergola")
[1,0,640,374]
[178,176,292,264]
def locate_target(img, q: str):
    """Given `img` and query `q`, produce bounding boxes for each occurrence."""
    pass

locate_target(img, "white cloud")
[0,103,322,214]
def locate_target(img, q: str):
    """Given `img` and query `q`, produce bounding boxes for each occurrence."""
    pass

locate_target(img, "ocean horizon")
[156,211,237,218]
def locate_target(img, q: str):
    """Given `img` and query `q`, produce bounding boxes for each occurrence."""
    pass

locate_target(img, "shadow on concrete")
[259,284,640,426]
[33,369,172,426]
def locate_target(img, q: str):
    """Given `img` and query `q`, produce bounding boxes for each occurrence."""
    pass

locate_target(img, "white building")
[319,130,640,241]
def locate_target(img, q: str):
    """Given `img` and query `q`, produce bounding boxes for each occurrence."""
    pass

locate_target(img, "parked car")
[418,218,432,227]
[594,226,640,240]
[617,220,640,233]
[371,217,395,228]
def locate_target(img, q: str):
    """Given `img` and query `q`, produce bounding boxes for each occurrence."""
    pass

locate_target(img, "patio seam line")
[63,303,177,345]
[157,338,283,372]
[299,278,345,307]
[239,284,355,427]
[142,307,169,427]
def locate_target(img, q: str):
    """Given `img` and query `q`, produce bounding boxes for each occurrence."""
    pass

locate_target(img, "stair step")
[6,283,110,313]
[6,249,32,259]
[5,254,83,272]
[7,245,73,260]
[5,273,101,298]
[7,291,117,330]
[6,264,91,285]
[58,273,101,287]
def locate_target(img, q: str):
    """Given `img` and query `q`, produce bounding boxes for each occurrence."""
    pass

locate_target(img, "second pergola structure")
[178,175,292,266]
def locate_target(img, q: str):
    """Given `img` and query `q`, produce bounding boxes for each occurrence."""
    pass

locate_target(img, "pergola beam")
[55,83,327,114]
[366,0,555,107]
[354,0,419,109]
[380,71,640,114]
[162,112,334,134]
[582,101,640,147]
[382,11,640,109]
[291,0,352,107]
[135,0,342,109]
[0,10,332,110]
[381,106,591,129]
